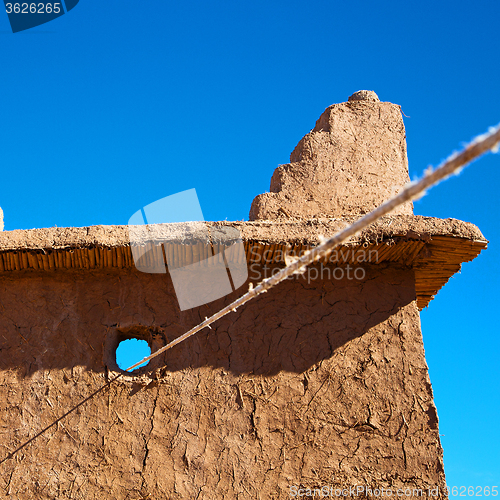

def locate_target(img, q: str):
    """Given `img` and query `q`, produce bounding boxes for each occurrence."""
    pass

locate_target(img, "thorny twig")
[125,122,500,372]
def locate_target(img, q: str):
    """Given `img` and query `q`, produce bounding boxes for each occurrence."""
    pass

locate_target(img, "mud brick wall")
[0,262,445,499]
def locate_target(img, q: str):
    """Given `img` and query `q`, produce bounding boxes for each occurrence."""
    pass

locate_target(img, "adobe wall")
[0,261,445,499]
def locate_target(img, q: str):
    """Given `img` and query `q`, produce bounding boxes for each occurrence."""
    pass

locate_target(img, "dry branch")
[126,123,500,372]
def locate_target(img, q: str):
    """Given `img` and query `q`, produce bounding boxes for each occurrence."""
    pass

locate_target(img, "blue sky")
[1,0,499,487]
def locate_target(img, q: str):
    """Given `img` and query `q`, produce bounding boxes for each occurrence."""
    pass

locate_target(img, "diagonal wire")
[0,374,122,466]
[124,122,500,372]
[1,122,499,465]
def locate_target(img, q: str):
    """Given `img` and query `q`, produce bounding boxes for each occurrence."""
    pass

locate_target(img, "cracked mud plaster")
[0,263,445,499]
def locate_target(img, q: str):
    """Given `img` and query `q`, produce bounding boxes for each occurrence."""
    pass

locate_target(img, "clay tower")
[0,92,487,498]
[250,90,413,220]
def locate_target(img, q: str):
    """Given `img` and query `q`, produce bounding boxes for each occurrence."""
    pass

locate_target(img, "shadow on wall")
[0,263,416,378]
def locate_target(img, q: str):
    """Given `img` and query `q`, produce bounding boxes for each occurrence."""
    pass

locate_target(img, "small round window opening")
[115,338,151,372]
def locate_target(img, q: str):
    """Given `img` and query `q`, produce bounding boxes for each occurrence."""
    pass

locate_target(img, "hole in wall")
[103,325,167,381]
[116,338,151,372]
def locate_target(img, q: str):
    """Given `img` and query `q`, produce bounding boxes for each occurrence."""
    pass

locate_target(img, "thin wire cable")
[125,122,500,372]
[0,374,121,466]
[1,122,499,465]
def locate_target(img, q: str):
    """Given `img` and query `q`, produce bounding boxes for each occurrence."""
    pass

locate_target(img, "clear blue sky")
[1,0,499,487]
